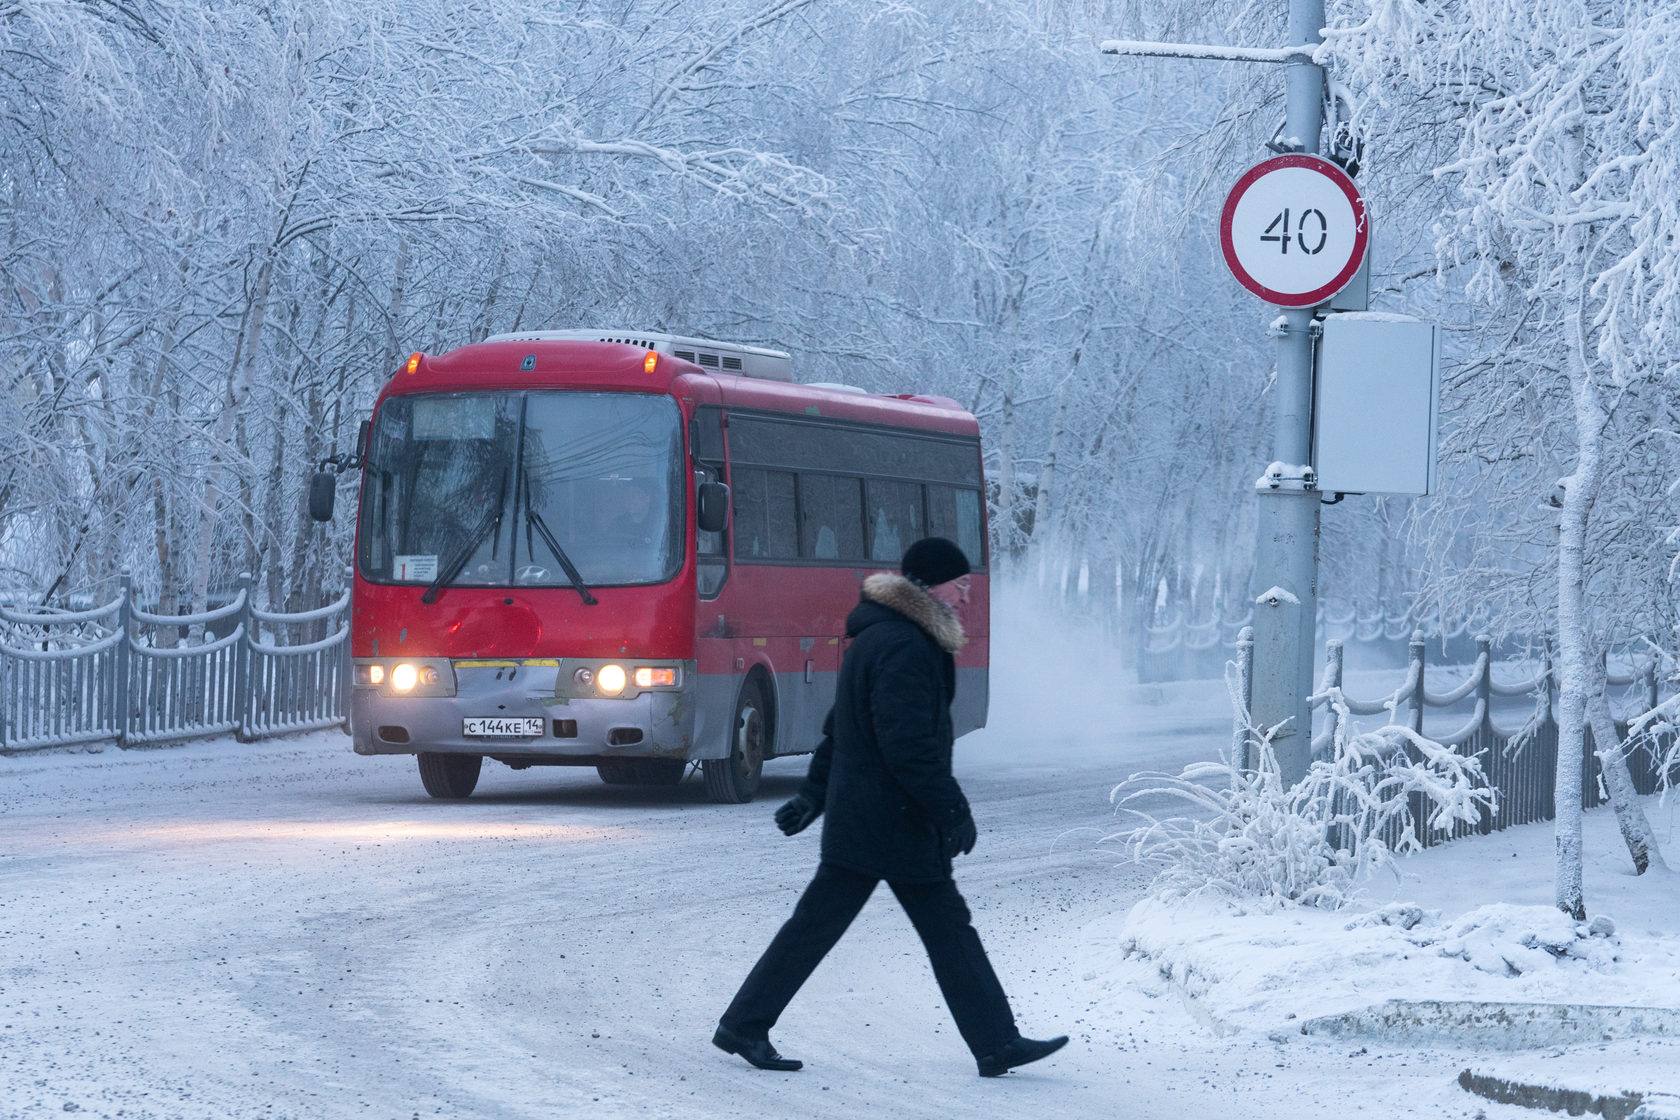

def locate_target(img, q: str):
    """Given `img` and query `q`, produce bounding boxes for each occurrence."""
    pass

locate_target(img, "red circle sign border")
[1219,153,1368,308]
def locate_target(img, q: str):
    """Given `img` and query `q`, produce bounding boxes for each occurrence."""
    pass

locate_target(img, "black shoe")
[977,1034,1069,1077]
[713,1024,803,1071]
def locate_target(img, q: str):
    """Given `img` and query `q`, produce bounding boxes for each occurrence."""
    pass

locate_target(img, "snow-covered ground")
[2,603,1675,1119]
[1111,799,1680,1102]
[1118,810,1680,1031]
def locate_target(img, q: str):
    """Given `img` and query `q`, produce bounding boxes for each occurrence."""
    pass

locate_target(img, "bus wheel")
[704,678,768,804]
[597,759,687,786]
[418,752,482,799]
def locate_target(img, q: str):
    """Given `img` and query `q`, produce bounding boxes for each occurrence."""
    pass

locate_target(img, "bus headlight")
[355,658,453,695]
[559,659,684,698]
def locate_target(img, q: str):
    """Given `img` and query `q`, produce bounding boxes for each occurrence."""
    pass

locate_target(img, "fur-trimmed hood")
[860,573,966,653]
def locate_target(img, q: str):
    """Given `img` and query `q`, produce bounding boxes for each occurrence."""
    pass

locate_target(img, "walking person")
[713,537,1068,1077]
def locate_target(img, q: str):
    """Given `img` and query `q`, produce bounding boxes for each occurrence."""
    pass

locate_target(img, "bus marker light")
[406,352,422,374]
[574,667,594,687]
[419,666,440,686]
[597,664,627,695]
[644,351,659,373]
[391,663,418,692]
[634,667,675,688]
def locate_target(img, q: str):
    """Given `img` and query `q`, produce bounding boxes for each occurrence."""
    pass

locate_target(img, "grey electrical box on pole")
[1313,315,1441,496]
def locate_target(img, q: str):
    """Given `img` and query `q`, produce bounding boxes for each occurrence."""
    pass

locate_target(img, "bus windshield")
[358,391,684,591]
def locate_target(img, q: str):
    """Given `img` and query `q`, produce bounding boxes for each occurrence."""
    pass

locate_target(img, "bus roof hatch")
[484,329,793,382]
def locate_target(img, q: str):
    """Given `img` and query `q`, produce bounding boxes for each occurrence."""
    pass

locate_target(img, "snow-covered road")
[0,690,1535,1120]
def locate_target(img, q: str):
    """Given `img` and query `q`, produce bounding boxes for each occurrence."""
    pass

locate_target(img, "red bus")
[316,331,988,803]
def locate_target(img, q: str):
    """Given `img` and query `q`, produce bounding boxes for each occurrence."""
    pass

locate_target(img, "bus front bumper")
[350,679,696,761]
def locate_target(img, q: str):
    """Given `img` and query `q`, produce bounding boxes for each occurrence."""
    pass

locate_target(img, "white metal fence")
[0,574,348,752]
[1230,627,1674,850]
[1145,600,1527,682]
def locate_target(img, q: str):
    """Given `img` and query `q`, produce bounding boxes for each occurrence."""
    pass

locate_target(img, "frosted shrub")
[1108,672,1495,910]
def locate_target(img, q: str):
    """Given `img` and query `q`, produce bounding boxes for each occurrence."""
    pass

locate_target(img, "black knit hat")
[900,537,971,588]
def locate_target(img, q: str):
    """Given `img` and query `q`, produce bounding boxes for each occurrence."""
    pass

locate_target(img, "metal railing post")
[1647,659,1662,793]
[113,571,132,747]
[1544,648,1556,723]
[339,564,353,731]
[1541,647,1558,823]
[234,572,253,741]
[1234,625,1255,774]
[1323,638,1344,749]
[1408,630,1426,736]
[1475,636,1493,732]
[1475,635,1494,835]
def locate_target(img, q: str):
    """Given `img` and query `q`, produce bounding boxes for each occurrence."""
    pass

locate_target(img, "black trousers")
[719,861,1017,1057]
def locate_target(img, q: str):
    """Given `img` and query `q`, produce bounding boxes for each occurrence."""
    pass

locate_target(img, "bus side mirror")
[309,471,337,522]
[697,481,729,534]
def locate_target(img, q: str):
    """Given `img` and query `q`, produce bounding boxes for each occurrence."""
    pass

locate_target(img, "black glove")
[774,793,821,837]
[943,813,978,858]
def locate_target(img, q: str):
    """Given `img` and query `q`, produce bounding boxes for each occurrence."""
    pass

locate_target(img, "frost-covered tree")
[1321,0,1679,914]
[2,0,1262,657]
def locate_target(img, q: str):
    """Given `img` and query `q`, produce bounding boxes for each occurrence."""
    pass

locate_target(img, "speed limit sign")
[1220,154,1368,308]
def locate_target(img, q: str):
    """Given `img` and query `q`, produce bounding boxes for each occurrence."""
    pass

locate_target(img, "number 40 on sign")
[1220,154,1367,308]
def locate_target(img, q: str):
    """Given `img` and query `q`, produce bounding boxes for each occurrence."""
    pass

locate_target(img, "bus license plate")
[463,717,545,738]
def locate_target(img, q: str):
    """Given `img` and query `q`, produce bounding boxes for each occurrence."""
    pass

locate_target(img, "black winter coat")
[798,573,973,884]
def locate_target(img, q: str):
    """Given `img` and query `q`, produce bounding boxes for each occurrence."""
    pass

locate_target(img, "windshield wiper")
[421,471,507,604]
[522,495,598,606]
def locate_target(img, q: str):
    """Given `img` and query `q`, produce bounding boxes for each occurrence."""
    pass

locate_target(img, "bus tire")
[704,678,769,804]
[418,752,482,799]
[597,759,687,786]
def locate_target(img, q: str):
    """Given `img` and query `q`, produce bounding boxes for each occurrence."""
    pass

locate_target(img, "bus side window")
[696,465,728,598]
[865,478,924,563]
[693,406,730,597]
[927,484,986,569]
[733,467,797,560]
[363,472,390,575]
[798,474,864,562]
[765,471,798,558]
[732,468,767,558]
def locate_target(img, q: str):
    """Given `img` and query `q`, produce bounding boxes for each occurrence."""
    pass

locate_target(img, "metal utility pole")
[1249,0,1326,783]
[1104,0,1337,786]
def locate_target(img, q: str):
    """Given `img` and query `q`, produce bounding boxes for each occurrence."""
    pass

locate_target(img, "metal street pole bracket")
[1265,318,1323,339]
[1256,463,1319,492]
